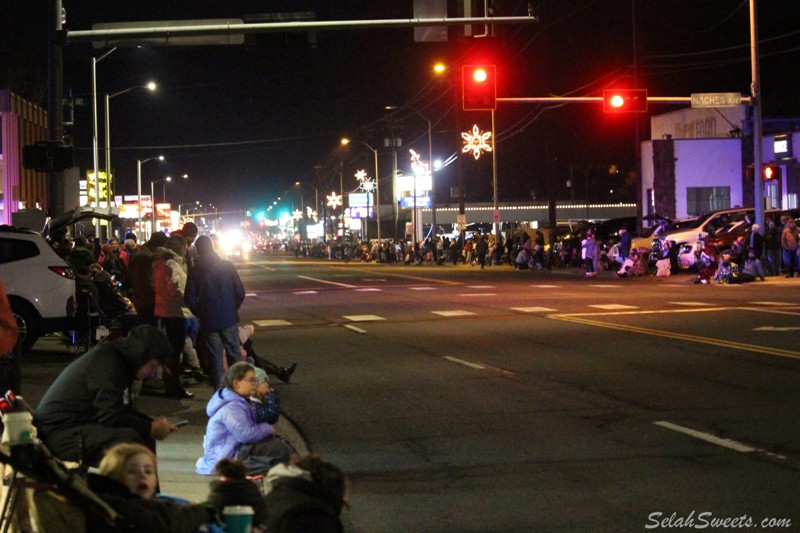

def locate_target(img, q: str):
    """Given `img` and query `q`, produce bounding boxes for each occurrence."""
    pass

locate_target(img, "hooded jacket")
[195,388,273,475]
[263,464,344,533]
[185,251,245,331]
[152,247,190,319]
[34,325,172,440]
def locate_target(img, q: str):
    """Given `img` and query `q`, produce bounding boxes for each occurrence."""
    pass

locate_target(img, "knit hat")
[254,367,269,385]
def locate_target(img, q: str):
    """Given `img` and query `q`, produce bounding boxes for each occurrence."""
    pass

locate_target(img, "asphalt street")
[17,257,800,532]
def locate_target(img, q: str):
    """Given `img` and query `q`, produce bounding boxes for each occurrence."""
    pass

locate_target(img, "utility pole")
[48,0,66,217]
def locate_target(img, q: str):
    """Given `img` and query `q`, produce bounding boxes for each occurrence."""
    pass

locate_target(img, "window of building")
[686,187,730,216]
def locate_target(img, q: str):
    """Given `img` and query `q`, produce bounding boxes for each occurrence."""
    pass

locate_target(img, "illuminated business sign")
[774,134,793,160]
[347,206,373,219]
[400,196,431,209]
[348,193,373,207]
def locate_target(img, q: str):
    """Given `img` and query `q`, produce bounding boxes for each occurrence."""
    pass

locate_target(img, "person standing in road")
[764,217,782,276]
[617,227,632,266]
[780,218,798,277]
[582,230,598,277]
[475,235,489,269]
[185,235,246,389]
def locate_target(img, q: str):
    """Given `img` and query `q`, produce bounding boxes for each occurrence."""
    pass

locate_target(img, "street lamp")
[104,81,157,198]
[136,155,164,240]
[150,176,172,234]
[340,138,380,242]
[385,105,434,245]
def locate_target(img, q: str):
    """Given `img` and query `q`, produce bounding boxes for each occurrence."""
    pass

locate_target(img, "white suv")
[0,226,75,351]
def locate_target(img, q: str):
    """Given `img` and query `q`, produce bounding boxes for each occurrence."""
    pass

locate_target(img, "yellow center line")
[548,312,800,361]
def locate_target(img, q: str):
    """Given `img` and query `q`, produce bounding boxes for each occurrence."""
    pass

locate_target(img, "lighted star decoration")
[461,124,493,160]
[292,209,303,221]
[409,149,430,177]
[306,206,318,222]
[354,169,376,193]
[355,169,367,182]
[326,191,343,209]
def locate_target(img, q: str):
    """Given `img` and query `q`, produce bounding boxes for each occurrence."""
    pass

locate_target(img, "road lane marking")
[355,288,382,292]
[343,315,385,322]
[549,313,800,360]
[331,266,459,285]
[458,293,497,297]
[669,301,713,306]
[749,301,795,306]
[254,319,292,327]
[432,310,477,317]
[344,325,367,334]
[512,306,557,313]
[293,290,318,295]
[409,286,437,291]
[531,285,561,288]
[297,275,357,288]
[443,356,485,369]
[588,284,621,288]
[589,304,639,310]
[245,292,258,297]
[753,326,800,332]
[653,421,786,460]
[467,285,495,289]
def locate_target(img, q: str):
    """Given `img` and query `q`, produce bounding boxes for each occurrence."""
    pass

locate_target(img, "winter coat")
[781,225,798,251]
[153,247,190,319]
[263,464,344,533]
[196,388,274,475]
[185,252,245,331]
[86,474,212,533]
[34,325,173,443]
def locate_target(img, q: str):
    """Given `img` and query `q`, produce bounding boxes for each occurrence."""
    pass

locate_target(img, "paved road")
[18,257,800,532]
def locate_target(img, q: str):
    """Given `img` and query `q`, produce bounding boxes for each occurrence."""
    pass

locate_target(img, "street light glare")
[433,63,446,74]
[340,138,350,146]
[146,81,157,91]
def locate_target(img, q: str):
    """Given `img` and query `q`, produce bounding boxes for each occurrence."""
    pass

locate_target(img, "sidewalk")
[15,336,308,503]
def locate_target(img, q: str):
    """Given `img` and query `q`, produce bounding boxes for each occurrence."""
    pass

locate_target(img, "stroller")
[71,270,135,354]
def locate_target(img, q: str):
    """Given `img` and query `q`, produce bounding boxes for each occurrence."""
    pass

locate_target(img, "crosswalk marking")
[588,304,639,310]
[432,310,477,317]
[511,306,557,313]
[343,314,386,322]
[253,319,292,327]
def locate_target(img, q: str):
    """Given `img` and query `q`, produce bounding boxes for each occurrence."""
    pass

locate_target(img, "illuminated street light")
[150,176,172,234]
[136,155,164,240]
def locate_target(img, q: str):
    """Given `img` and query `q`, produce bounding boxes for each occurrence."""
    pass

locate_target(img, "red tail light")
[48,266,75,279]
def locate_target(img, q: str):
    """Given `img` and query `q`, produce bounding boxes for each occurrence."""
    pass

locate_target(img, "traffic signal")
[763,164,782,181]
[602,89,648,113]
[462,65,497,111]
[22,141,73,172]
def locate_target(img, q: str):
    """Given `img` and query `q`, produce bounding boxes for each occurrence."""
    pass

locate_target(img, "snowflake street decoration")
[354,169,375,193]
[306,206,318,222]
[409,149,430,177]
[292,209,303,221]
[326,191,343,209]
[461,124,493,160]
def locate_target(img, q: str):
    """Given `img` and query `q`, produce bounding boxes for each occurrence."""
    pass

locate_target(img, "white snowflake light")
[461,124,493,160]
[326,192,343,209]
[292,209,303,221]
[306,206,318,222]
[354,169,367,182]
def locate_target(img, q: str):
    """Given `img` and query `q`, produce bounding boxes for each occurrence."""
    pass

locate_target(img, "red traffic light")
[462,65,497,111]
[763,165,782,181]
[602,89,648,113]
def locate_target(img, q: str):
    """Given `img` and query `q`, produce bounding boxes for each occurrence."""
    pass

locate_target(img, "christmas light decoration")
[461,124,493,160]
[326,192,343,209]
[306,206,318,222]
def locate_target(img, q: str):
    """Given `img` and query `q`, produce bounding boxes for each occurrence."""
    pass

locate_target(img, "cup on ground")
[223,505,254,533]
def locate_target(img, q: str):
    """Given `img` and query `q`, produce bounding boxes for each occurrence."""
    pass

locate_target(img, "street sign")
[456,214,467,231]
[690,93,741,108]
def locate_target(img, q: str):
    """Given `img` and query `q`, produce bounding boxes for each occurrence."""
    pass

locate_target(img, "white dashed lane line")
[253,319,292,327]
[343,315,386,322]
[512,307,558,313]
[432,310,477,317]
[588,304,639,310]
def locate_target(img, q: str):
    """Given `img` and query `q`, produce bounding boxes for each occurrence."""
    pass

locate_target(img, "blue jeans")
[782,249,797,276]
[202,324,243,389]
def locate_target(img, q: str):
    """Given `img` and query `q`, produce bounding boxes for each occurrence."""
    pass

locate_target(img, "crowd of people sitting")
[18,219,344,531]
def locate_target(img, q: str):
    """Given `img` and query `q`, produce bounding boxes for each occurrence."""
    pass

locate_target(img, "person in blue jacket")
[184,235,246,389]
[196,362,292,475]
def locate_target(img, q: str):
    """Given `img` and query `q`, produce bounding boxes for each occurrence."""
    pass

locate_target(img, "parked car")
[0,206,118,352]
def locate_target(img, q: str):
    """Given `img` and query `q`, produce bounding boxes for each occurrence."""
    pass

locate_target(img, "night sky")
[3,1,799,215]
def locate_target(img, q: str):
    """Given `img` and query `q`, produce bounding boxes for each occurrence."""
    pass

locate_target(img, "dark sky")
[3,1,799,213]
